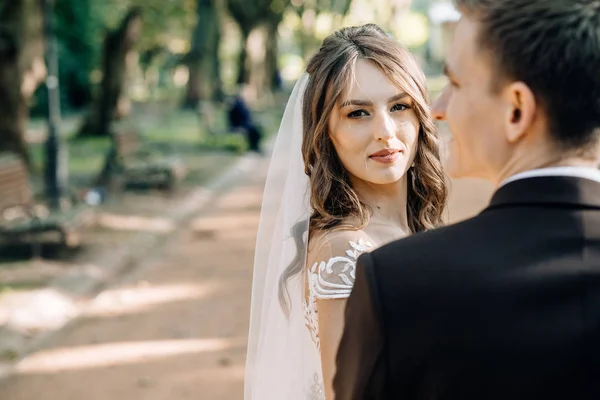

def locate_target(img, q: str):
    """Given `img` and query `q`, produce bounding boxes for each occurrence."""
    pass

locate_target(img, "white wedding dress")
[302,232,374,399]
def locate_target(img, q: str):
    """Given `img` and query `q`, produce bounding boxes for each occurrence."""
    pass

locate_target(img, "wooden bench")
[112,130,187,189]
[0,153,95,248]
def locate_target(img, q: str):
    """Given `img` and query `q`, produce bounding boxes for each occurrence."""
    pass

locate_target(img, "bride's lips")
[369,148,402,164]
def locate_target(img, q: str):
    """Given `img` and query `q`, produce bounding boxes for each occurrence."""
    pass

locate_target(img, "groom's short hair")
[455,0,600,152]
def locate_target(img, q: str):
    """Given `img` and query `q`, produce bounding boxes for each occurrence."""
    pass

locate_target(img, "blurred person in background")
[227,85,263,153]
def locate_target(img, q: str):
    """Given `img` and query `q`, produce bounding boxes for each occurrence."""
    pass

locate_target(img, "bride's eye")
[391,103,409,112]
[347,109,369,118]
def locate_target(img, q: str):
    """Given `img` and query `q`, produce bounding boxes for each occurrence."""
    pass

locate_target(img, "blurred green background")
[0,0,458,185]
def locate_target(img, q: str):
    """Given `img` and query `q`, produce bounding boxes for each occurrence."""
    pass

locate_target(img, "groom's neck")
[493,142,598,187]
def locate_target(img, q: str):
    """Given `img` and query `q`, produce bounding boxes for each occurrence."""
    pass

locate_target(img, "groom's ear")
[503,82,537,144]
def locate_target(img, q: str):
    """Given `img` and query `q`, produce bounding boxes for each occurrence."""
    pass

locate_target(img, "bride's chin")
[364,173,405,186]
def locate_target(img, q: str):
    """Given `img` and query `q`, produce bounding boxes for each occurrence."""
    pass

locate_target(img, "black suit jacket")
[334,176,600,400]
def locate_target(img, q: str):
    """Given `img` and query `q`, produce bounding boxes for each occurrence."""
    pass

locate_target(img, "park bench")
[112,130,187,190]
[0,152,95,249]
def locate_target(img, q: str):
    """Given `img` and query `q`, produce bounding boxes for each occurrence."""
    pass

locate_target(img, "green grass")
[25,99,285,189]
[201,133,248,153]
[27,108,240,172]
[1,349,19,361]
[133,108,248,153]
[0,281,46,293]
[29,136,111,181]
[142,110,204,145]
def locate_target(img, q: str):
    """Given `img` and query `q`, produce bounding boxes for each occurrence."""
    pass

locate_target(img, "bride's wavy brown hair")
[279,23,447,311]
[303,23,446,235]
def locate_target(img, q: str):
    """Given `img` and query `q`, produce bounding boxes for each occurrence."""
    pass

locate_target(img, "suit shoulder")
[368,215,485,269]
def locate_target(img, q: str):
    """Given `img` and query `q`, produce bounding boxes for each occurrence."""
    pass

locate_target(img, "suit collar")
[486,176,600,211]
[499,166,600,188]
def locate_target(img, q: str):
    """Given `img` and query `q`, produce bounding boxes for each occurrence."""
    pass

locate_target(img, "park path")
[0,143,493,400]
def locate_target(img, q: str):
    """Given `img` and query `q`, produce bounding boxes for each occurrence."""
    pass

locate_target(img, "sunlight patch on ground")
[85,282,220,318]
[16,337,247,373]
[98,213,176,233]
[1,289,78,333]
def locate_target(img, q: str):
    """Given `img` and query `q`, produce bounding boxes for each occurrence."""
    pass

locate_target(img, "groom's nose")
[432,86,449,121]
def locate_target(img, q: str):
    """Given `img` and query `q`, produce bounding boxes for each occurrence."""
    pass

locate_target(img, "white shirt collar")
[500,166,600,188]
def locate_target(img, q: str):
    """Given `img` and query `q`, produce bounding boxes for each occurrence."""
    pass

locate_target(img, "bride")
[245,23,447,400]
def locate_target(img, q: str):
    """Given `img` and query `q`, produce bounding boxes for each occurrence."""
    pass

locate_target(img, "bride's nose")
[373,112,396,142]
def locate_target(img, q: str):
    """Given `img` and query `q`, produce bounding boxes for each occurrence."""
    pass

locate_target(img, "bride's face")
[328,59,420,186]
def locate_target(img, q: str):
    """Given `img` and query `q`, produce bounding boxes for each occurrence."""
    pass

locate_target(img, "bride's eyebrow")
[339,92,409,108]
[340,99,372,108]
[388,93,410,103]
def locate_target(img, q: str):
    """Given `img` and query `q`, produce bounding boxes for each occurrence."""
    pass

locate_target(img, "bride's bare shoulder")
[307,227,374,262]
[305,227,375,299]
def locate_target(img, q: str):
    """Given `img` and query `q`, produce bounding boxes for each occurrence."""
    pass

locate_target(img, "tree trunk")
[236,25,251,85]
[182,0,222,109]
[212,42,224,101]
[0,0,45,166]
[78,7,142,137]
[183,57,202,109]
[0,28,29,166]
[265,18,280,91]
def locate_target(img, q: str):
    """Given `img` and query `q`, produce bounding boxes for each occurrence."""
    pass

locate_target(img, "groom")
[334,0,600,399]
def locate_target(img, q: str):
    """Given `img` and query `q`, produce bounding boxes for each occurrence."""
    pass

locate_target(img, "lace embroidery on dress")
[306,373,325,400]
[303,289,320,348]
[303,237,373,349]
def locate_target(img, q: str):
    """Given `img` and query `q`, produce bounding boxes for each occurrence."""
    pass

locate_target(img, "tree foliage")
[51,0,99,110]
[29,0,196,115]
[226,0,287,97]
[288,0,354,59]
